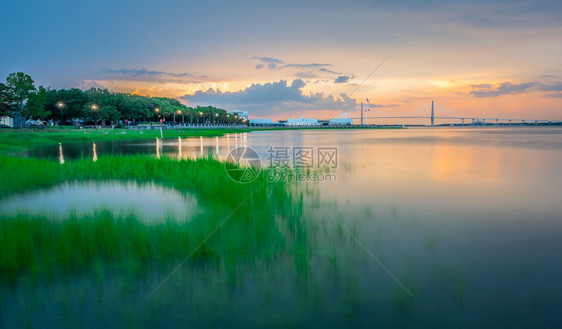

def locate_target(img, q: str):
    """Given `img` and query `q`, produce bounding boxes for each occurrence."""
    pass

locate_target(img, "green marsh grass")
[0,154,314,280]
[0,131,425,327]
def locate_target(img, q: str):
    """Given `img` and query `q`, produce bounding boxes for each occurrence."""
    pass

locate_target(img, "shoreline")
[3,124,560,154]
[0,126,402,153]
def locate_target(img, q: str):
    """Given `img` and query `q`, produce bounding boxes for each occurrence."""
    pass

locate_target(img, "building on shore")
[329,118,353,126]
[286,115,319,126]
[1,115,26,127]
[1,116,14,127]
[249,119,285,127]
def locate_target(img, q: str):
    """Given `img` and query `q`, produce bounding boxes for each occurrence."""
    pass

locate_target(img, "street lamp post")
[178,110,183,125]
[199,111,203,126]
[57,102,64,128]
[155,108,160,123]
[91,104,98,127]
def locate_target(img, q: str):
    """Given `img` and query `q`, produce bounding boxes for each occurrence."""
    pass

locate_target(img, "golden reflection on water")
[308,128,562,214]
[156,137,161,159]
[92,142,98,162]
[429,145,500,184]
[58,143,64,164]
[177,137,182,160]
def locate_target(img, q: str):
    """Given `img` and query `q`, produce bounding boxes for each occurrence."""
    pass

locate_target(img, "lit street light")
[91,104,98,127]
[177,110,184,125]
[57,102,64,128]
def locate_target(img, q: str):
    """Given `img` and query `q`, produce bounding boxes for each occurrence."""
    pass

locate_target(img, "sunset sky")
[1,0,561,121]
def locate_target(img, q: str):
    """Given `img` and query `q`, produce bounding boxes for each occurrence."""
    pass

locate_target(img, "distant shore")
[0,125,406,153]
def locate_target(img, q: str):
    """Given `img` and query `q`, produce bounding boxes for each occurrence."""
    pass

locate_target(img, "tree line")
[0,72,242,126]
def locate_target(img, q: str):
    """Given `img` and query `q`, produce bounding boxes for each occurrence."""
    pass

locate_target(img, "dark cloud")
[470,83,492,88]
[470,81,562,98]
[368,104,400,108]
[283,63,333,69]
[253,56,334,72]
[294,71,319,79]
[100,68,187,78]
[539,82,562,98]
[469,82,537,98]
[97,67,192,84]
[319,68,342,75]
[543,93,562,98]
[538,82,562,92]
[77,80,108,90]
[334,76,350,84]
[253,56,285,64]
[181,79,356,117]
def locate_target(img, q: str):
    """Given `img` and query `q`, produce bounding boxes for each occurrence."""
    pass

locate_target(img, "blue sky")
[1,0,561,119]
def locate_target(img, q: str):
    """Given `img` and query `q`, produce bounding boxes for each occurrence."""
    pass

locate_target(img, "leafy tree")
[83,88,116,125]
[58,88,88,121]
[116,94,157,121]
[25,86,51,120]
[0,83,10,116]
[1,72,238,126]
[4,72,36,118]
[103,105,121,125]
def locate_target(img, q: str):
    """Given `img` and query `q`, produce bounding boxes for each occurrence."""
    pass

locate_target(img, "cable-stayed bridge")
[347,101,560,126]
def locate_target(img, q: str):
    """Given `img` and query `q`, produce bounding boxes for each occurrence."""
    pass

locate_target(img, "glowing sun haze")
[1,0,561,120]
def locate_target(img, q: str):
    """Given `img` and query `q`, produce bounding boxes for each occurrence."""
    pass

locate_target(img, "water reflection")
[156,137,161,159]
[216,136,219,156]
[177,137,182,160]
[0,180,201,223]
[25,128,562,216]
[58,142,64,164]
[92,142,98,162]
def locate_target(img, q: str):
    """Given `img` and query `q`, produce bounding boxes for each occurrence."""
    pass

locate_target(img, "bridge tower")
[431,100,435,127]
[360,102,364,126]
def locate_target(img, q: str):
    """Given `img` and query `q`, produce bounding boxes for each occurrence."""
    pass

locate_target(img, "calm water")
[3,127,562,328]
[0,180,201,223]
